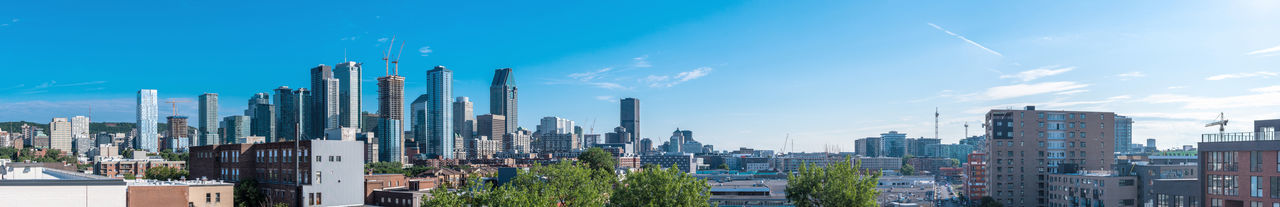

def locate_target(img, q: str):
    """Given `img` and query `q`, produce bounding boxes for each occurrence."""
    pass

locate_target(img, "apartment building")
[188,140,363,207]
[985,106,1117,206]
[1198,119,1280,207]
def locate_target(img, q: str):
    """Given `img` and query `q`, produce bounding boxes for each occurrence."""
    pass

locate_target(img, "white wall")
[0,185,126,207]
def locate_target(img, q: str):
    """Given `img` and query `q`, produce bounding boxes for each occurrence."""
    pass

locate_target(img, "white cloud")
[999,65,1074,82]
[1115,72,1146,80]
[10,18,16,23]
[1168,86,1186,89]
[1251,85,1280,93]
[340,36,358,41]
[1206,71,1278,80]
[644,67,713,88]
[1246,44,1280,56]
[568,67,613,81]
[377,37,389,42]
[418,46,432,56]
[927,23,1003,57]
[1141,92,1280,109]
[595,96,617,102]
[982,81,1089,100]
[588,82,627,90]
[633,55,651,68]
[1055,89,1088,95]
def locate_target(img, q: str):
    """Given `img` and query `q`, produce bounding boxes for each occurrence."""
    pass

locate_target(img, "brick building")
[1198,119,1280,207]
[986,106,1116,206]
[188,140,363,207]
[95,158,186,179]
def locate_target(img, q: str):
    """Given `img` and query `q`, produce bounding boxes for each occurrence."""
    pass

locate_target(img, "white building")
[0,162,127,207]
[137,89,159,152]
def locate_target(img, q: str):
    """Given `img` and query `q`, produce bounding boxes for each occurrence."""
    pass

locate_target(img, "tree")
[489,162,612,206]
[979,196,1004,207]
[718,163,730,170]
[365,161,406,175]
[948,158,961,167]
[158,149,188,162]
[786,156,880,207]
[577,147,617,174]
[901,164,916,175]
[235,178,264,207]
[610,165,712,207]
[144,166,188,180]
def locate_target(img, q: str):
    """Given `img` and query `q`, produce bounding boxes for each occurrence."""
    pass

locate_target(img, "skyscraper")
[1114,115,1133,154]
[247,93,275,141]
[490,68,518,134]
[880,131,907,158]
[453,97,476,142]
[311,65,340,137]
[198,93,218,146]
[49,118,73,153]
[137,89,159,152]
[165,116,188,151]
[221,115,250,144]
[274,86,309,142]
[334,61,362,129]
[377,75,405,163]
[425,66,454,159]
[477,114,506,143]
[621,98,640,143]
[70,116,89,139]
[411,94,429,155]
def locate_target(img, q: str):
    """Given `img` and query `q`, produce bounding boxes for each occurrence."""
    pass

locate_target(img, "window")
[206,193,211,202]
[336,156,341,162]
[1209,175,1239,196]
[317,193,322,205]
[1256,176,1265,197]
[1080,142,1086,148]
[316,155,322,162]
[1254,151,1264,172]
[1080,132,1086,138]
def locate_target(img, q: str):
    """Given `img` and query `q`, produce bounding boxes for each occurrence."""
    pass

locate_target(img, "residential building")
[467,136,501,159]
[199,93,219,146]
[188,140,365,206]
[377,75,405,163]
[50,118,73,154]
[125,179,233,207]
[95,157,187,178]
[985,106,1117,206]
[1198,118,1280,207]
[964,152,988,201]
[165,116,189,152]
[0,162,127,207]
[503,129,531,154]
[1116,115,1133,154]
[489,68,518,134]
[1045,171,1138,207]
[641,153,697,173]
[621,97,640,143]
[1132,162,1200,207]
[908,138,941,157]
[138,89,159,152]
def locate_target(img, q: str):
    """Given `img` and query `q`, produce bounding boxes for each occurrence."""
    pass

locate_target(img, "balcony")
[1202,131,1278,143]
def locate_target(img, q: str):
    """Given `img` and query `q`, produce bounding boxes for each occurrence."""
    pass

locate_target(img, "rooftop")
[1202,131,1278,143]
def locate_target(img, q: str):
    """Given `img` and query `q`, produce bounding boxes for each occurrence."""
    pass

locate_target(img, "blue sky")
[4,1,1280,152]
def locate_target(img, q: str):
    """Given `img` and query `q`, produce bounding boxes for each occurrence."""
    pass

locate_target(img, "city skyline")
[6,1,1280,152]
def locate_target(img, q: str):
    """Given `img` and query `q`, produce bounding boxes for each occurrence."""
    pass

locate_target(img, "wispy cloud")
[1115,71,1146,80]
[1246,44,1280,56]
[927,23,1003,57]
[999,65,1074,82]
[1250,85,1280,93]
[418,46,432,56]
[569,67,613,82]
[1206,71,1278,80]
[632,55,651,68]
[3,80,109,94]
[340,36,358,41]
[1055,89,1088,95]
[377,37,389,42]
[645,67,713,88]
[963,96,1127,114]
[1168,86,1187,89]
[1141,91,1280,109]
[595,96,617,102]
[982,81,1089,100]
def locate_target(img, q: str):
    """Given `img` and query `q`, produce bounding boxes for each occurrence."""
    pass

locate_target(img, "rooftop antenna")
[964,122,969,138]
[343,48,348,62]
[382,35,396,76]
[935,107,940,139]
[393,41,405,76]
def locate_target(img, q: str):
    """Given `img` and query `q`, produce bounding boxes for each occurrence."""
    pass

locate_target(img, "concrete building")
[1115,115,1133,154]
[95,157,187,179]
[490,68,518,134]
[188,140,365,206]
[1045,171,1138,207]
[881,131,908,158]
[0,162,127,207]
[138,89,159,152]
[198,93,219,146]
[641,153,697,173]
[503,129,531,154]
[855,137,882,157]
[985,106,1117,206]
[50,117,73,153]
[221,115,250,144]
[377,75,405,163]
[125,179,233,207]
[1198,118,1280,207]
[466,136,501,159]
[1131,163,1200,207]
[477,114,506,150]
[453,97,476,147]
[334,61,363,131]
[165,116,189,152]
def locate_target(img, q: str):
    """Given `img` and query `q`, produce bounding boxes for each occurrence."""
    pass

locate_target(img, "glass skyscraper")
[1115,115,1133,154]
[335,61,362,130]
[137,89,158,152]
[377,75,405,163]
[490,68,517,134]
[426,66,454,159]
[198,93,218,146]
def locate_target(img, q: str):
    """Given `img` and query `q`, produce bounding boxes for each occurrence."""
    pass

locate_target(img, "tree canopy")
[422,160,714,206]
[610,165,712,207]
[143,166,188,180]
[578,147,618,174]
[901,164,916,175]
[234,178,264,207]
[786,156,881,207]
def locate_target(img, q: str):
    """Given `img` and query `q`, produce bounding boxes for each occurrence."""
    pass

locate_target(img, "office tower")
[880,131,907,158]
[425,66,454,159]
[247,93,276,141]
[504,129,531,154]
[71,116,89,139]
[197,93,218,146]
[477,114,506,144]
[621,98,640,143]
[1115,115,1133,154]
[312,65,341,136]
[985,106,1116,206]
[855,137,882,157]
[537,117,575,134]
[605,126,631,144]
[377,75,405,163]
[221,115,250,144]
[1145,138,1157,152]
[49,118,73,154]
[165,116,189,151]
[137,89,159,152]
[908,138,941,157]
[335,61,362,129]
[411,94,429,155]
[666,130,684,153]
[490,68,518,134]
[583,134,600,148]
[533,117,577,153]
[638,138,653,155]
[274,86,307,141]
[453,97,476,141]
[1199,118,1280,206]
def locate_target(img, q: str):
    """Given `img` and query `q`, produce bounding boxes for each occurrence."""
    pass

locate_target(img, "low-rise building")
[95,158,186,179]
[641,153,697,173]
[0,162,127,207]
[1045,171,1138,207]
[125,179,234,207]
[188,140,364,207]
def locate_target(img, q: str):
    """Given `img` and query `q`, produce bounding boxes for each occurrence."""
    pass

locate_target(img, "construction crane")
[382,35,396,75]
[165,99,190,117]
[588,118,597,134]
[1206,112,1228,138]
[392,41,405,75]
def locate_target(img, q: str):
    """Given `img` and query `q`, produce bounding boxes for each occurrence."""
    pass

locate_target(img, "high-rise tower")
[198,93,218,146]
[137,89,159,152]
[490,68,518,134]
[453,97,476,142]
[425,66,454,159]
[621,98,640,143]
[378,75,405,163]
[247,93,275,141]
[311,65,340,137]
[334,62,362,129]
